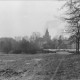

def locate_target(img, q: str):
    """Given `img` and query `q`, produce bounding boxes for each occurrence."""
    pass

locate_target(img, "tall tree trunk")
[76,37,78,53]
[76,37,79,54]
[77,38,79,54]
[77,37,79,54]
[76,27,79,54]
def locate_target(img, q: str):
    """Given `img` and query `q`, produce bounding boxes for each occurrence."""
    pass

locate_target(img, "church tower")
[43,28,51,42]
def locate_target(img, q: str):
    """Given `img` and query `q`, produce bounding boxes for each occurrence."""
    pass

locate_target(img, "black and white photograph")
[0,0,80,80]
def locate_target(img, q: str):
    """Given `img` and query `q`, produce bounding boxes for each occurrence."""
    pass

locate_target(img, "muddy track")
[50,57,65,80]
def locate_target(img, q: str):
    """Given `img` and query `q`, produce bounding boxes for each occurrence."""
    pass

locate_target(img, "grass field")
[0,52,79,80]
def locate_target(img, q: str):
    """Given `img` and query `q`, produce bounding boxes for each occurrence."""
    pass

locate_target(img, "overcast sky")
[0,1,66,38]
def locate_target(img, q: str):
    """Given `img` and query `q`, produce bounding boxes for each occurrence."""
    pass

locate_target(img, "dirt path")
[50,57,65,80]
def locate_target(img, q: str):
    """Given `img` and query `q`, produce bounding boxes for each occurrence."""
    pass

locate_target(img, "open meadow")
[0,51,79,80]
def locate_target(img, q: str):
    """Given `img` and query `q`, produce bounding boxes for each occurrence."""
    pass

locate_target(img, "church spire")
[43,28,51,42]
[45,28,49,37]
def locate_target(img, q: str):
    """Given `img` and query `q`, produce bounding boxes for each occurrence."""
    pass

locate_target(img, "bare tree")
[30,32,41,42]
[62,0,80,54]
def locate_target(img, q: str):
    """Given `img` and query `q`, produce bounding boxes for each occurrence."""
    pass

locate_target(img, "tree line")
[0,33,76,54]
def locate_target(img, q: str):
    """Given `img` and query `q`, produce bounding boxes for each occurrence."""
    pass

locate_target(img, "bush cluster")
[0,38,41,54]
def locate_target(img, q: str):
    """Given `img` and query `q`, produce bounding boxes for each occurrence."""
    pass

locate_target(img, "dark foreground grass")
[54,54,80,80]
[0,53,66,80]
[0,52,80,80]
[32,53,80,80]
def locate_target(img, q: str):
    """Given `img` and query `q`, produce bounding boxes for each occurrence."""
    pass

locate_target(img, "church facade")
[37,28,51,49]
[43,28,51,44]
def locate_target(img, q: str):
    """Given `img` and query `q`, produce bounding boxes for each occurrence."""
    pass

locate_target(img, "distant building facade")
[37,28,51,49]
[43,28,51,44]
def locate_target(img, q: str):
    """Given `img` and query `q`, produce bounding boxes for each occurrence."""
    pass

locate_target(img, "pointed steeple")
[43,28,51,42]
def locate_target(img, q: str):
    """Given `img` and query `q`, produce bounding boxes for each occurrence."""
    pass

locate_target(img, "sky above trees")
[0,1,66,38]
